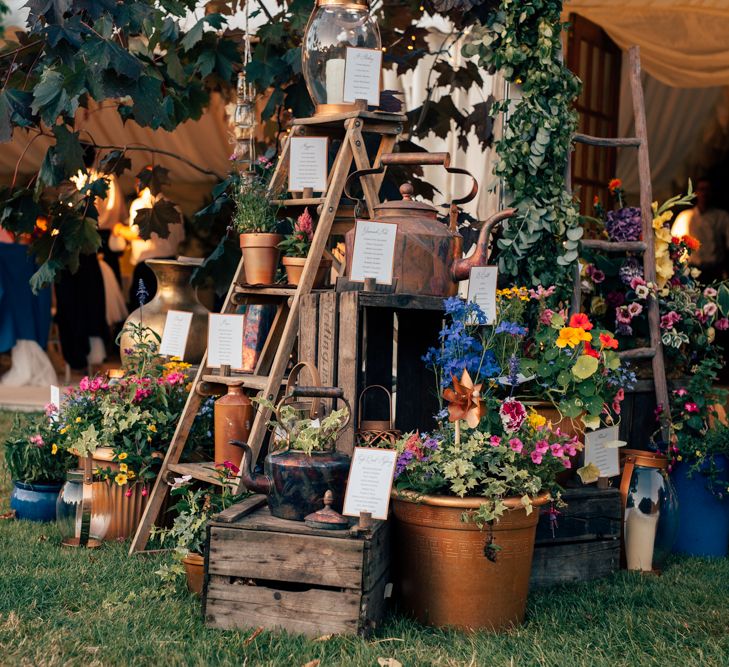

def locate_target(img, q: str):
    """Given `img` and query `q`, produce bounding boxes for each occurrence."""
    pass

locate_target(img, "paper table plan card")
[343,47,382,106]
[159,310,193,359]
[349,220,397,285]
[466,266,498,324]
[289,136,328,192]
[584,425,625,478]
[207,314,245,369]
[343,447,398,521]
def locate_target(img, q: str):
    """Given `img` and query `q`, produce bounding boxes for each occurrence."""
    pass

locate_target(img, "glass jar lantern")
[302,0,381,115]
[620,449,679,572]
[56,457,111,548]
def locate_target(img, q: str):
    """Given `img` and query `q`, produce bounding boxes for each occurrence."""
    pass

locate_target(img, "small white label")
[159,310,193,360]
[289,136,328,192]
[207,314,245,369]
[584,425,624,478]
[349,220,397,285]
[49,385,60,421]
[466,266,498,324]
[343,447,398,520]
[343,47,382,106]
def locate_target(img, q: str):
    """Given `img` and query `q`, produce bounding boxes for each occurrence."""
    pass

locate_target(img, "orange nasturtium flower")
[556,327,592,349]
[599,332,619,350]
[682,235,700,251]
[608,178,622,193]
[568,313,593,331]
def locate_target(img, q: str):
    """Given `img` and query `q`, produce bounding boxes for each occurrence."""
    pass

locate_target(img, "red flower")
[569,313,593,331]
[608,178,622,193]
[599,332,618,350]
[584,341,600,358]
[682,235,700,251]
[684,402,699,414]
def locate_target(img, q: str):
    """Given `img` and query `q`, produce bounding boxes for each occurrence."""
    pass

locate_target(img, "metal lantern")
[56,457,111,548]
[356,385,401,447]
[302,0,381,115]
[620,449,679,572]
[231,7,256,178]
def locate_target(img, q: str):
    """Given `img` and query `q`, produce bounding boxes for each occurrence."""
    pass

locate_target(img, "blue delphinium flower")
[495,321,527,336]
[137,279,149,306]
[507,354,520,385]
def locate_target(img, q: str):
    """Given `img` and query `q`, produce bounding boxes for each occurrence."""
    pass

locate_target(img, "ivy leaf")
[98,150,131,177]
[134,199,179,240]
[181,13,225,52]
[572,355,599,380]
[136,165,170,196]
[718,284,729,316]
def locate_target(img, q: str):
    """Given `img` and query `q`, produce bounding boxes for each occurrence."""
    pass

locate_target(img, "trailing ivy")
[463,0,582,292]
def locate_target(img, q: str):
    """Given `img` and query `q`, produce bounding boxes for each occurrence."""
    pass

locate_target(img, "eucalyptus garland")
[463,0,582,292]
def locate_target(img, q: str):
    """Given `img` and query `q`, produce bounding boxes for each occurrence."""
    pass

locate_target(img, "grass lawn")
[1,411,728,666]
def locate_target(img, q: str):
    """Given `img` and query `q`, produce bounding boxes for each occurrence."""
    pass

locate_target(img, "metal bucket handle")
[283,361,322,419]
[357,384,395,430]
[344,152,478,230]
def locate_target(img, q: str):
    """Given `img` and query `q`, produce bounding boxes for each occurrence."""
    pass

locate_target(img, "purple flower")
[619,258,643,286]
[605,207,642,242]
[137,279,148,307]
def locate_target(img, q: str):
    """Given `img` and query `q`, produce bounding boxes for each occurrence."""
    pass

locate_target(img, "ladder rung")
[271,198,325,207]
[234,285,297,296]
[618,347,656,360]
[573,133,641,148]
[581,239,647,253]
[201,373,284,391]
[167,462,228,486]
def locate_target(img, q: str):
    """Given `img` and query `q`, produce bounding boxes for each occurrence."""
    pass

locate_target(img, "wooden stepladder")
[570,46,671,440]
[130,110,405,554]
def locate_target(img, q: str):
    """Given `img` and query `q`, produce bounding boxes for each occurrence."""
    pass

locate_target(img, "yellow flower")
[148,424,157,433]
[655,227,673,244]
[59,427,68,435]
[528,411,547,429]
[51,444,58,455]
[127,470,136,479]
[119,463,128,473]
[651,201,658,213]
[677,455,683,461]
[118,452,128,461]
[147,436,152,443]
[115,473,128,486]
[695,450,702,457]
[590,296,607,316]
[75,417,82,423]
[556,327,591,349]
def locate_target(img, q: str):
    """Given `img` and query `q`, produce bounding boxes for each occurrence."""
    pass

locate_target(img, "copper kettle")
[344,152,515,297]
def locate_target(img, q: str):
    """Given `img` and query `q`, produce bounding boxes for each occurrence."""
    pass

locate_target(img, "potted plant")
[152,462,245,595]
[233,160,282,285]
[5,411,75,522]
[665,358,729,557]
[278,207,331,287]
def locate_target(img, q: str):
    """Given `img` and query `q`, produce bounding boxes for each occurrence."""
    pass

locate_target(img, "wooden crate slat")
[336,290,361,454]
[317,290,339,414]
[530,540,620,588]
[298,293,319,367]
[209,527,365,589]
[205,575,361,636]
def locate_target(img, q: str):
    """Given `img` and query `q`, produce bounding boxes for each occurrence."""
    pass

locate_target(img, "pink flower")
[716,317,729,331]
[704,287,718,298]
[489,435,502,447]
[616,306,633,325]
[703,302,718,317]
[141,486,148,497]
[509,438,523,454]
[550,443,564,457]
[44,403,58,417]
[614,388,625,402]
[223,460,240,474]
[499,399,527,434]
[29,434,44,447]
[125,488,133,498]
[591,269,605,284]
[627,302,643,317]
[565,443,577,457]
[562,458,572,469]
[79,376,90,391]
[660,311,681,329]
[540,309,555,325]
[133,387,152,403]
[674,388,688,397]
[612,400,622,415]
[535,439,549,455]
[684,402,699,413]
[531,451,543,464]
[295,208,314,242]
[630,277,646,290]
[529,285,556,300]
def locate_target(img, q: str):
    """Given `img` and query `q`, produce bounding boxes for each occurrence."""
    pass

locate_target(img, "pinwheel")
[443,369,482,429]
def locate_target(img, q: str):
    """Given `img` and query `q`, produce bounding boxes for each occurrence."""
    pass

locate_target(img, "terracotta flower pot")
[282,256,332,288]
[182,552,205,596]
[391,491,549,631]
[240,233,283,285]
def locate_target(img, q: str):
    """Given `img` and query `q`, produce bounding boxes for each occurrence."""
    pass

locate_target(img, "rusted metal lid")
[374,183,437,216]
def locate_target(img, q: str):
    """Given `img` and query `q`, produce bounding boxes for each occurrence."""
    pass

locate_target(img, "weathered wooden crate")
[203,495,390,637]
[299,289,444,453]
[530,487,621,588]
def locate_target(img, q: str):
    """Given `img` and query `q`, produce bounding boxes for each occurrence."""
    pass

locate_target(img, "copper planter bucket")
[392,491,549,630]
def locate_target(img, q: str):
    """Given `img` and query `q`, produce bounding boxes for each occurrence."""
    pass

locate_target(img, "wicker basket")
[356,385,401,447]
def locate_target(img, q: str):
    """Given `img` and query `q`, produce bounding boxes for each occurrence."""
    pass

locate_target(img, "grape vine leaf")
[98,150,132,177]
[136,165,170,196]
[134,199,179,239]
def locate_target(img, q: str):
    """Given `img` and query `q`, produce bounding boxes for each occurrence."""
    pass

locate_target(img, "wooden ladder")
[570,45,671,441]
[129,110,405,554]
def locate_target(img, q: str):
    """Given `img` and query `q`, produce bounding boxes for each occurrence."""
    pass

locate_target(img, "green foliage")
[3,413,75,484]
[233,178,280,234]
[463,0,581,293]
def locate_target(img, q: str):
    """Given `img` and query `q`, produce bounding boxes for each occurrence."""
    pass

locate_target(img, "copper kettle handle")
[344,151,479,212]
[284,361,322,419]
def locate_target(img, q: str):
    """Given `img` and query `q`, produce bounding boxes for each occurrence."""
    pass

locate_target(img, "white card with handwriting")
[159,310,193,359]
[584,425,624,478]
[343,47,382,106]
[467,266,498,324]
[343,447,398,520]
[350,220,397,285]
[207,314,244,369]
[289,136,328,192]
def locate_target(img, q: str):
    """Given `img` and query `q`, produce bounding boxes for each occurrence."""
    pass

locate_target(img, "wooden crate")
[530,487,621,588]
[299,289,444,453]
[203,495,390,637]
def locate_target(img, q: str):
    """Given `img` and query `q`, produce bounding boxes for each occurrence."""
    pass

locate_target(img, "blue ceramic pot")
[9,480,63,522]
[672,455,729,557]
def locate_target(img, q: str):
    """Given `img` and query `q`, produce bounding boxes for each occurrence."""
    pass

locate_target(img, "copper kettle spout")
[231,441,272,495]
[451,208,517,281]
